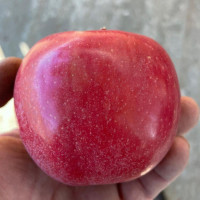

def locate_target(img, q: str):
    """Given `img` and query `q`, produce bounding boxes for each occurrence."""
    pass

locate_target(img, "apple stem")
[100,27,107,30]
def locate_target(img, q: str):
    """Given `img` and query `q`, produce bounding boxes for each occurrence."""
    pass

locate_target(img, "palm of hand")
[0,58,199,200]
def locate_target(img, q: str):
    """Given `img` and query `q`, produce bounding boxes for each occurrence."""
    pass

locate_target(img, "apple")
[14,30,180,185]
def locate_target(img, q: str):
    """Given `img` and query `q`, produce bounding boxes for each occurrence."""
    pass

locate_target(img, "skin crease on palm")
[0,58,199,200]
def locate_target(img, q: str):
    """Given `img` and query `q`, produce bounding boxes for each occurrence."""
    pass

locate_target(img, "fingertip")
[178,96,200,135]
[0,57,22,107]
[133,136,190,199]
[0,57,22,69]
[155,136,190,182]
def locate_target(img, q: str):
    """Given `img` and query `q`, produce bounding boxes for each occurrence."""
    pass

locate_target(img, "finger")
[178,96,199,135]
[0,57,22,107]
[120,136,189,200]
[0,133,35,199]
[0,131,57,199]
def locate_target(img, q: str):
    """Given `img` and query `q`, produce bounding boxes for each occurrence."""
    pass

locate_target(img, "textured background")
[0,0,200,199]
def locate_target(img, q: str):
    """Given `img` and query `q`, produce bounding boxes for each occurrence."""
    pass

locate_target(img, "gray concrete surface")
[0,0,200,199]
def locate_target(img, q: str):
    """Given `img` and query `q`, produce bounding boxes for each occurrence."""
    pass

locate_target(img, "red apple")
[14,30,180,185]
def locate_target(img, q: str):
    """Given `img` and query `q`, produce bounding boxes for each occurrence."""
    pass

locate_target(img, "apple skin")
[14,30,180,185]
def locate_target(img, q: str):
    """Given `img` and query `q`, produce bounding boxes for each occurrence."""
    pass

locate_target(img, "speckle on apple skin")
[14,30,180,185]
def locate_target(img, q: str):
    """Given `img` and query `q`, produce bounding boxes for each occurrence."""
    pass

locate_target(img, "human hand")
[0,57,199,200]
